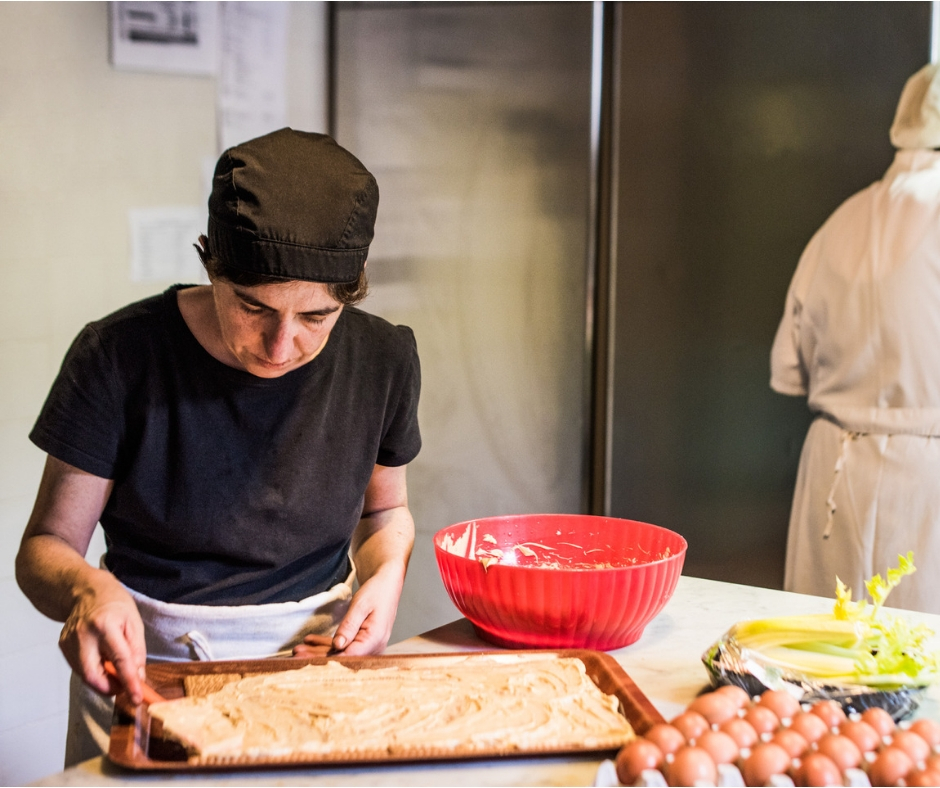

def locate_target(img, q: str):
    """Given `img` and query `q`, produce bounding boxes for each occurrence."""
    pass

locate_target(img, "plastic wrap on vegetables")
[701,553,939,722]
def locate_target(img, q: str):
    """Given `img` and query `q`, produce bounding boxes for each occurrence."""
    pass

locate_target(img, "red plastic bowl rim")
[433,513,688,573]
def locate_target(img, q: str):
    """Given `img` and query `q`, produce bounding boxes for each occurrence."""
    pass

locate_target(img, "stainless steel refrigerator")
[331,1,930,642]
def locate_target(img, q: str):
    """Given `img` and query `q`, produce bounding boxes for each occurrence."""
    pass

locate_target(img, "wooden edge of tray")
[108,648,665,772]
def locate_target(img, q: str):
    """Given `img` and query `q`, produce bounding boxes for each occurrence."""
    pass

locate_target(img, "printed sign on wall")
[110,1,219,75]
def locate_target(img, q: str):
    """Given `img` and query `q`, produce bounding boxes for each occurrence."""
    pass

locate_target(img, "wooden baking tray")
[107,649,664,771]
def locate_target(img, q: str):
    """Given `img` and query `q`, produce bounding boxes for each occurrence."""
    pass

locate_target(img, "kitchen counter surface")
[33,575,940,786]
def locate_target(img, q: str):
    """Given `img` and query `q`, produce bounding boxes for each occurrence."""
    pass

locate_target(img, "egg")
[644,723,687,756]
[906,767,940,787]
[696,729,740,764]
[861,706,896,738]
[744,704,781,738]
[889,729,931,764]
[788,711,831,744]
[793,752,842,787]
[816,732,862,771]
[615,738,664,785]
[772,727,809,758]
[688,691,739,726]
[809,700,846,730]
[720,717,760,749]
[909,718,940,750]
[671,710,711,742]
[665,745,718,787]
[758,689,802,722]
[868,746,914,787]
[714,683,753,709]
[839,718,881,753]
[741,742,791,787]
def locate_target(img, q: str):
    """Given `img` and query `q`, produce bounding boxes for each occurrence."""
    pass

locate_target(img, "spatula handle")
[103,659,167,704]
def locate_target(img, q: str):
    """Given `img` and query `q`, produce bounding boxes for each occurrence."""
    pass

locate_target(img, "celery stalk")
[730,615,868,651]
[722,553,940,689]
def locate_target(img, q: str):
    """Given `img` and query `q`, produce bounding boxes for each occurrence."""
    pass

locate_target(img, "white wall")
[0,3,326,783]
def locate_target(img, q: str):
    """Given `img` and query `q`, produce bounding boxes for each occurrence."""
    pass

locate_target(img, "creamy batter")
[440,522,672,570]
[148,655,634,762]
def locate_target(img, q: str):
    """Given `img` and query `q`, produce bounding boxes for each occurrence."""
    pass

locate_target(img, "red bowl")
[434,514,687,650]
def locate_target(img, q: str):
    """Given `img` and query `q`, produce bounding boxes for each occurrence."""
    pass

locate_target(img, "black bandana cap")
[208,128,379,284]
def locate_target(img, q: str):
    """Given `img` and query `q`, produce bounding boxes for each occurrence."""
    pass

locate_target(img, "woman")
[16,129,421,764]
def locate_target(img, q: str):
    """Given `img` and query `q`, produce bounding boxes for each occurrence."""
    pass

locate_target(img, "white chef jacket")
[771,149,940,614]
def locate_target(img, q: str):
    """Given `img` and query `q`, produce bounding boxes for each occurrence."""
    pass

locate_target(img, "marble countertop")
[33,575,940,786]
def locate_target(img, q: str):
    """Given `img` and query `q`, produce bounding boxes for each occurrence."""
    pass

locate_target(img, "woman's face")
[210,278,344,378]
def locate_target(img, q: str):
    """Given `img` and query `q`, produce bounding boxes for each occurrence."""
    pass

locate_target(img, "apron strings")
[823,429,860,540]
[181,630,215,661]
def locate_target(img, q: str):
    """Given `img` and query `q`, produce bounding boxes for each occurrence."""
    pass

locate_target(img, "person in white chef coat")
[15,129,421,764]
[771,62,940,614]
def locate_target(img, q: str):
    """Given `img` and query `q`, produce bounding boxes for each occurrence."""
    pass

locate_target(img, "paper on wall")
[129,207,207,283]
[109,1,219,76]
[217,2,289,152]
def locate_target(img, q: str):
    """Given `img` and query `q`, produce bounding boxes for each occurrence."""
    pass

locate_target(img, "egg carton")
[593,758,873,787]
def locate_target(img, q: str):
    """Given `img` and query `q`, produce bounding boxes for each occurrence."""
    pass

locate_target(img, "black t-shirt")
[30,285,421,605]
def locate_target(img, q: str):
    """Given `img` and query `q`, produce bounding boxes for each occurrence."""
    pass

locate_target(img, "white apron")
[783,417,940,613]
[64,564,355,767]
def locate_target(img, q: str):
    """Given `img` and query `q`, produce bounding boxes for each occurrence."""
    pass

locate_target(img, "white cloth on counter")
[771,149,940,614]
[64,563,354,767]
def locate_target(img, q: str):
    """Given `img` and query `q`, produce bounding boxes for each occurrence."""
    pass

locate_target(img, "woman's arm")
[15,455,146,703]
[330,463,415,656]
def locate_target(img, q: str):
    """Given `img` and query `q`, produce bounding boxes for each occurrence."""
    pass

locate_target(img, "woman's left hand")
[293,463,414,658]
[330,566,406,655]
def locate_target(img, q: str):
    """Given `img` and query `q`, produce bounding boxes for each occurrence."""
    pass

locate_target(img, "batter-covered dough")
[148,655,634,761]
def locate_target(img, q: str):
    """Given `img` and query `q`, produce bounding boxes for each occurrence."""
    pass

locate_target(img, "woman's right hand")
[15,456,147,703]
[58,568,147,704]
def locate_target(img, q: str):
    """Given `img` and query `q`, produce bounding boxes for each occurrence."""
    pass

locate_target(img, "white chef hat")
[890,63,940,149]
